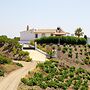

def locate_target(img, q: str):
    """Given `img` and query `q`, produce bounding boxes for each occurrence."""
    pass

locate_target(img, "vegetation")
[84,35,87,40]
[21,60,90,90]
[0,35,30,61]
[0,69,4,76]
[75,27,84,38]
[0,35,31,77]
[35,36,86,45]
[37,44,90,66]
[16,63,23,67]
[0,54,11,64]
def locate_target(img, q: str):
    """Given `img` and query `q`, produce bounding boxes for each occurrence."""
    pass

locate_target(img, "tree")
[84,35,87,40]
[75,28,84,38]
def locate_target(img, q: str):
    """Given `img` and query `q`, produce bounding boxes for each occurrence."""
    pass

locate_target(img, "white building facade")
[20,26,69,44]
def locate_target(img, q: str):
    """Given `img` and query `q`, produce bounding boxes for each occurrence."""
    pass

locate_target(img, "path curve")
[0,61,37,90]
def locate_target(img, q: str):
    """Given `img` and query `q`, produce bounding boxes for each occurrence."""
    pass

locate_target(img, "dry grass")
[0,62,20,75]
[3,63,20,74]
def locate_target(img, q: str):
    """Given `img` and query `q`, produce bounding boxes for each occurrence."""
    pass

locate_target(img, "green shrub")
[69,72,74,78]
[0,69,4,76]
[84,48,87,51]
[80,49,83,52]
[57,46,61,51]
[76,68,85,74]
[87,44,90,48]
[69,66,75,72]
[80,52,82,55]
[73,80,81,90]
[80,86,88,90]
[79,45,81,47]
[84,45,87,48]
[30,40,35,46]
[75,48,77,51]
[35,36,86,45]
[75,53,78,59]
[0,55,11,64]
[16,63,23,67]
[42,44,46,48]
[86,56,89,59]
[26,57,32,62]
[83,58,90,65]
[68,53,72,58]
[48,80,58,88]
[47,51,54,58]
[40,81,48,89]
[62,49,66,53]
[84,52,88,56]
[69,50,72,54]
[69,48,72,51]
[66,79,72,87]
[19,51,29,56]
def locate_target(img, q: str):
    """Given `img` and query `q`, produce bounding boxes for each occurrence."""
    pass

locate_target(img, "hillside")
[0,35,31,77]
[18,60,90,90]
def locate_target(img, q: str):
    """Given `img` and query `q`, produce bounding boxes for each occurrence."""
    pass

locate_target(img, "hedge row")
[35,36,87,45]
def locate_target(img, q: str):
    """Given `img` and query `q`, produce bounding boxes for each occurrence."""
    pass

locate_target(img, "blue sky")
[0,0,90,38]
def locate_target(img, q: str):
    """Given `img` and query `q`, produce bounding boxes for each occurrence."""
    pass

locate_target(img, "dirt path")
[23,49,46,62]
[0,61,37,90]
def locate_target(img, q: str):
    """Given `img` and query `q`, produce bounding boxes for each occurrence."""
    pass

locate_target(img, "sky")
[0,0,90,38]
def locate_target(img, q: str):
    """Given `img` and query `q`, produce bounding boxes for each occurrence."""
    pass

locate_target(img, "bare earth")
[0,61,37,90]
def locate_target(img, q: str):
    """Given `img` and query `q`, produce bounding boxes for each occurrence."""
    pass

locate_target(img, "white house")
[20,25,69,44]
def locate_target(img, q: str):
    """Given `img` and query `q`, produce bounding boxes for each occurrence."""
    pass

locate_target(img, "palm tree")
[75,28,84,38]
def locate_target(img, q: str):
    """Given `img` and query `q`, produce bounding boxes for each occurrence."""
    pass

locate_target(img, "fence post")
[35,42,37,50]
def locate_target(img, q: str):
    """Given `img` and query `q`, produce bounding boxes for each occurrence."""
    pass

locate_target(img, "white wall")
[45,33,51,37]
[37,33,51,38]
[20,30,35,41]
[20,31,52,44]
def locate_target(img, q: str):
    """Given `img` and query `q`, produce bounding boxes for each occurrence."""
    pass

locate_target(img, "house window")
[35,34,38,38]
[42,33,45,37]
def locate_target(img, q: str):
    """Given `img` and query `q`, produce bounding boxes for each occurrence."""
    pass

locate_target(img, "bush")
[75,48,77,51]
[16,63,23,67]
[62,48,66,53]
[57,46,61,51]
[69,72,74,78]
[80,49,83,52]
[26,57,32,62]
[75,53,78,59]
[87,44,90,48]
[40,81,48,89]
[80,52,82,55]
[69,66,75,72]
[84,48,87,51]
[0,55,11,64]
[21,78,28,84]
[68,53,72,58]
[19,51,29,56]
[30,40,35,46]
[86,56,89,59]
[84,52,88,56]
[0,69,4,76]
[35,36,86,45]
[83,58,90,65]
